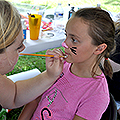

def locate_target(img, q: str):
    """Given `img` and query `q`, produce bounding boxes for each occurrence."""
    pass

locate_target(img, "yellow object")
[28,14,42,40]
[19,53,67,58]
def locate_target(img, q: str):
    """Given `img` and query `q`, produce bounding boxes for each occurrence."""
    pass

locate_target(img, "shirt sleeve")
[76,93,110,120]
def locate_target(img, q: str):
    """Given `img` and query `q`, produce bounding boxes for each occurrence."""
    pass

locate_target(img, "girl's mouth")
[64,51,70,57]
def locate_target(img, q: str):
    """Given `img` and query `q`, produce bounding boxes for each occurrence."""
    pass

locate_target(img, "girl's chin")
[65,58,72,63]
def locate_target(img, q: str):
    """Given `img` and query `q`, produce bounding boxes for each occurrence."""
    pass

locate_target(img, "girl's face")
[0,29,25,75]
[64,17,98,64]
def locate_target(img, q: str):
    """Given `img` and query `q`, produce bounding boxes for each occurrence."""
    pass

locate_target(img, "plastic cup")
[28,14,42,40]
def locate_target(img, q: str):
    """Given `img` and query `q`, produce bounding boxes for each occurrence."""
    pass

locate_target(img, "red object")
[42,21,52,30]
[8,109,12,112]
[105,58,108,60]
[20,14,28,19]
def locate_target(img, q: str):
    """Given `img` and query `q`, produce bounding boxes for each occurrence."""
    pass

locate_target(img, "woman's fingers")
[45,49,64,79]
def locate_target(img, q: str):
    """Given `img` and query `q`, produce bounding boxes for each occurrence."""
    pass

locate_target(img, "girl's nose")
[62,42,68,48]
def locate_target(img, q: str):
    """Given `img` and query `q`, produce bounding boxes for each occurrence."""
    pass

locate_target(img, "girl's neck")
[70,62,102,78]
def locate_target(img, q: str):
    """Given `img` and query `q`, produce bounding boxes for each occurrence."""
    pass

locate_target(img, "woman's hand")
[46,48,65,80]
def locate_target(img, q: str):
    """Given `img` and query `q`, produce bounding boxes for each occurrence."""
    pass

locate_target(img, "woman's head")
[63,8,115,78]
[0,1,25,74]
[0,0,21,52]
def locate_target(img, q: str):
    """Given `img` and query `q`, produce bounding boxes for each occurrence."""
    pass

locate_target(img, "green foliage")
[7,0,120,13]
[0,109,7,120]
[21,0,32,4]
[6,107,24,120]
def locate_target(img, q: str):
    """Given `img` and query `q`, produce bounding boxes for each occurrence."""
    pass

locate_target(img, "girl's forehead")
[66,17,90,35]
[66,17,87,29]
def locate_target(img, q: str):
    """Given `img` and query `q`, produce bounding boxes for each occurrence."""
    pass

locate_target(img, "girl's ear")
[94,43,107,55]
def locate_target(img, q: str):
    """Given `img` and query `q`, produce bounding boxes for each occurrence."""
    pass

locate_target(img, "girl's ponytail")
[104,58,113,78]
[104,52,113,78]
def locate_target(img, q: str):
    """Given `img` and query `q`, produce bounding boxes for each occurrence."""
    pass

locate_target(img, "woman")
[0,0,64,110]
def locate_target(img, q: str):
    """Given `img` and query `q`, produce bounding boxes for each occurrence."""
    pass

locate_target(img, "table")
[22,30,66,53]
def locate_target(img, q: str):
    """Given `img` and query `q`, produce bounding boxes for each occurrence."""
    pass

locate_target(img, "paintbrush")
[19,53,67,58]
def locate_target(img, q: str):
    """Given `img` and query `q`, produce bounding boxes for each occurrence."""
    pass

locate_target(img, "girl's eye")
[71,38,78,43]
[17,44,24,50]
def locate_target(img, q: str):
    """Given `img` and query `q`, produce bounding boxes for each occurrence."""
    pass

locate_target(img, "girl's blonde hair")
[74,8,115,78]
[0,0,21,52]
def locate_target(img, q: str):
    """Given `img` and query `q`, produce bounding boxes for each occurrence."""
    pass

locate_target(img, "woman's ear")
[94,43,107,55]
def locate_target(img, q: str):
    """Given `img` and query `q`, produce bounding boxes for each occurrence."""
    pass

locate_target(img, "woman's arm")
[0,49,64,109]
[17,96,41,120]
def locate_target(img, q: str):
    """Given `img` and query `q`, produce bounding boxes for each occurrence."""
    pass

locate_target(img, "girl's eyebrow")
[69,33,80,39]
[65,30,80,39]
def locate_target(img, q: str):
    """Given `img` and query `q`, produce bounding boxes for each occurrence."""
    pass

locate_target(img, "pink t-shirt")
[31,62,110,120]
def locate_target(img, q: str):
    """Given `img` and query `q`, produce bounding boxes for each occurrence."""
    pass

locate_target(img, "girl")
[19,7,115,120]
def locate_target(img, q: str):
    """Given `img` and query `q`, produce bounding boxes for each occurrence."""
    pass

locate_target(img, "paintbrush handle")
[20,53,54,57]
[19,53,65,58]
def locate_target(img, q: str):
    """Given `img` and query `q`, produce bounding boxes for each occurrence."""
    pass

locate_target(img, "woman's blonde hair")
[0,0,21,52]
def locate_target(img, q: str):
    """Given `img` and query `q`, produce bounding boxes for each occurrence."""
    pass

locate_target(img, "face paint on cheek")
[62,42,68,48]
[70,47,77,55]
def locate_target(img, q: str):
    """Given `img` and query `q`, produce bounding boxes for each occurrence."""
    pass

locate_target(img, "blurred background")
[7,0,120,13]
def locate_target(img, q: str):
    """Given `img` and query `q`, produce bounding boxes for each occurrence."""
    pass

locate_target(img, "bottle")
[54,3,64,20]
[68,7,75,19]
[21,19,27,40]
